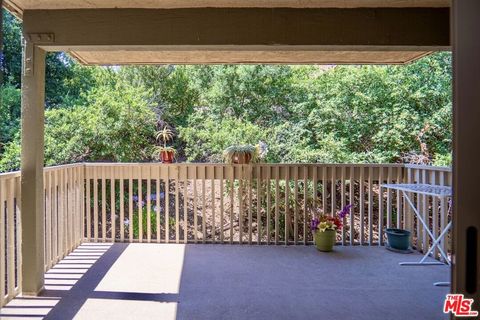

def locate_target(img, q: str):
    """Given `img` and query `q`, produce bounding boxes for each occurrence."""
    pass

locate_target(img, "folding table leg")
[399,191,449,266]
[433,281,450,287]
[419,221,452,265]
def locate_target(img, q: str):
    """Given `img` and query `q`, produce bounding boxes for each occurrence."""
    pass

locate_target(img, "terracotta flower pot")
[160,150,175,163]
[232,153,252,164]
[314,229,336,252]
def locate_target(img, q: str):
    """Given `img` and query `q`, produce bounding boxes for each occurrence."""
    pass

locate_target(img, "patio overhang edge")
[21,8,450,65]
[66,49,434,65]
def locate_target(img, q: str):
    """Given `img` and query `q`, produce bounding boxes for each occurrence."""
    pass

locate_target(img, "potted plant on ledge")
[223,145,258,164]
[310,204,352,252]
[154,127,176,163]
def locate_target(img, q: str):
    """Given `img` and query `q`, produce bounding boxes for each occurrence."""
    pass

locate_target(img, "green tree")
[0,84,21,151]
[1,9,95,107]
[0,71,157,171]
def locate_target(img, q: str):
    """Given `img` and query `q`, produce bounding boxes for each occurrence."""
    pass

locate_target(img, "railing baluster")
[15,176,22,293]
[69,167,74,251]
[76,167,80,245]
[7,178,15,298]
[165,166,170,243]
[183,167,188,244]
[285,166,290,245]
[54,169,59,261]
[238,167,243,244]
[65,168,70,252]
[266,166,271,245]
[293,166,298,245]
[303,166,308,245]
[93,166,98,242]
[322,167,327,216]
[431,170,438,259]
[219,166,225,244]
[386,167,392,230]
[193,167,198,244]
[341,166,346,245]
[201,166,206,243]
[109,167,116,242]
[71,168,76,248]
[101,166,106,242]
[138,166,143,243]
[175,166,180,244]
[349,166,354,246]
[229,166,234,244]
[210,167,215,243]
[422,169,429,253]
[85,168,91,242]
[128,166,133,242]
[414,169,421,251]
[45,171,52,269]
[439,172,447,262]
[156,167,161,243]
[447,171,453,254]
[368,167,373,246]
[147,167,152,243]
[0,178,6,305]
[312,165,318,220]
[257,165,262,245]
[275,166,280,245]
[119,167,125,242]
[58,169,64,254]
[331,166,336,217]
[378,166,384,246]
[396,168,402,229]
[406,167,413,246]
[80,166,85,244]
[359,167,365,245]
[248,165,253,245]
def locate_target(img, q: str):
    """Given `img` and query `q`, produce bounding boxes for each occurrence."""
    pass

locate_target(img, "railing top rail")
[0,163,84,179]
[0,171,21,179]
[0,162,452,179]
[404,164,452,172]
[83,162,406,168]
[43,162,84,172]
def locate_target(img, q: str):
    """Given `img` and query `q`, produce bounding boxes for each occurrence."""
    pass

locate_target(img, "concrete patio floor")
[0,243,449,320]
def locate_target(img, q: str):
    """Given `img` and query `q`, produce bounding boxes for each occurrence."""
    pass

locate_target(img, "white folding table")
[381,183,452,286]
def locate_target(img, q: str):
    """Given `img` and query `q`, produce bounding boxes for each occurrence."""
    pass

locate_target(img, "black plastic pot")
[386,228,411,250]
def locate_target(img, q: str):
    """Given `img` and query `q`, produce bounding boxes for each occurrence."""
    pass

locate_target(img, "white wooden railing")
[82,163,451,249]
[43,164,85,270]
[0,162,451,307]
[0,164,84,307]
[0,170,21,307]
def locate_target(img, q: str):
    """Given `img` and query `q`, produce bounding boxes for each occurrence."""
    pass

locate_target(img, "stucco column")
[452,0,480,308]
[20,37,46,295]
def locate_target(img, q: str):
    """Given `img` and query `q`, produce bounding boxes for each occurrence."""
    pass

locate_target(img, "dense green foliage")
[0,10,452,172]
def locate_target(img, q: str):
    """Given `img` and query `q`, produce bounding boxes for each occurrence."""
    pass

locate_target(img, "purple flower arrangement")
[311,204,353,233]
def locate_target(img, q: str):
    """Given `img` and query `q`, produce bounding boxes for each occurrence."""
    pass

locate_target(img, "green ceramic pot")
[386,228,411,250]
[314,229,336,252]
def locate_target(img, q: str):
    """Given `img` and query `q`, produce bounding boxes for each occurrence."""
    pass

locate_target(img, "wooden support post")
[452,0,480,307]
[20,38,46,296]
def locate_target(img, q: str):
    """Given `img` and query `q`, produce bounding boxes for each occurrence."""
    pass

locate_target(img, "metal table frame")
[381,183,452,287]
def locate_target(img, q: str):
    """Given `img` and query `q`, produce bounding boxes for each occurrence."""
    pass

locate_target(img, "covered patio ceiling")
[4,0,450,65]
[4,0,450,11]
